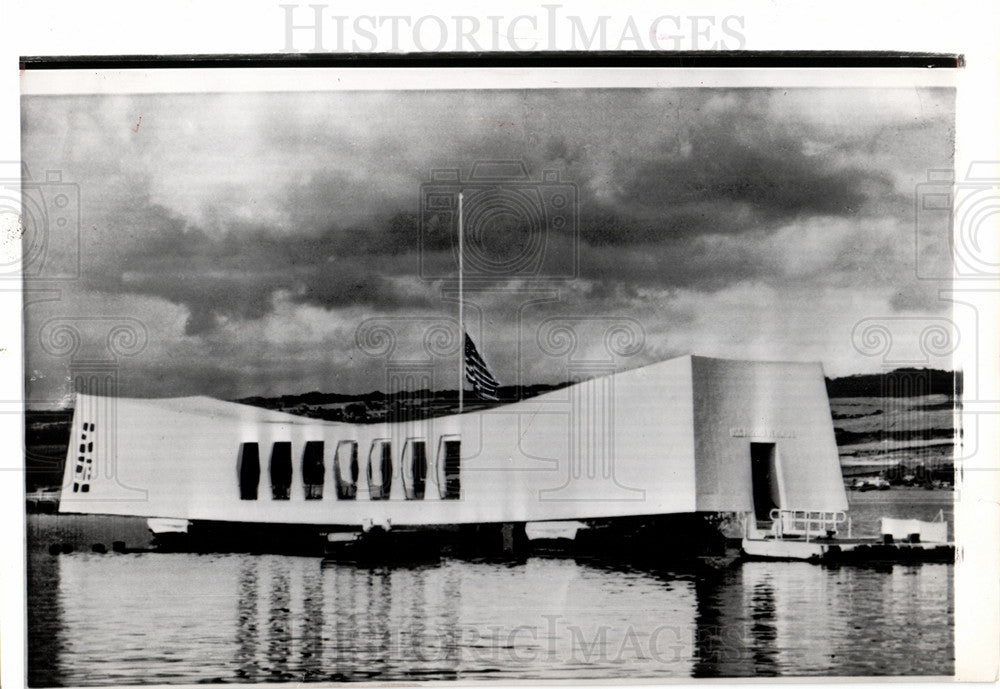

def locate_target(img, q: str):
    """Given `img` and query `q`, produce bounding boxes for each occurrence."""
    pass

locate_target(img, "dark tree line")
[826,368,961,399]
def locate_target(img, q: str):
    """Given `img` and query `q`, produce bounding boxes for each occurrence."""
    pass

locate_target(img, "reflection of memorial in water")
[724,564,817,676]
[824,563,954,675]
[693,561,954,677]
[323,563,358,679]
[423,563,460,678]
[362,567,394,678]
[265,559,292,681]
[34,544,955,683]
[747,577,779,674]
[234,559,260,680]
[692,567,756,678]
[322,563,394,680]
[234,556,322,682]
[28,551,65,687]
[299,562,324,679]
[318,561,457,680]
[708,564,826,677]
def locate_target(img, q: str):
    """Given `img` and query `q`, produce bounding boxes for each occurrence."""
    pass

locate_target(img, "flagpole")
[458,191,464,416]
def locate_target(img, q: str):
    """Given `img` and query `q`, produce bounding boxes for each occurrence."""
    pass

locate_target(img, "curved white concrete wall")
[59,355,845,526]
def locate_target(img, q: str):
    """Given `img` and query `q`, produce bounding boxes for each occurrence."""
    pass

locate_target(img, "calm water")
[28,491,954,684]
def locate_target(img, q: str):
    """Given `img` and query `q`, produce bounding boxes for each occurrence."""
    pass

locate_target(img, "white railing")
[768,509,848,541]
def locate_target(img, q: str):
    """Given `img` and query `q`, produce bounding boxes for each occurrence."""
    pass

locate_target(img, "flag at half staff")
[464,332,500,401]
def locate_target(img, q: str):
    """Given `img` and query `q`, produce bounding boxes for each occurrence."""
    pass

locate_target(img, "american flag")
[464,332,500,400]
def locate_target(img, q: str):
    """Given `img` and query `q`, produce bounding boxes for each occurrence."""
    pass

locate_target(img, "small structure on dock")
[26,489,60,514]
[741,507,954,563]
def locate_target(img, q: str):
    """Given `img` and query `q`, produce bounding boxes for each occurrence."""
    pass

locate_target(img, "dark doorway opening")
[750,442,780,523]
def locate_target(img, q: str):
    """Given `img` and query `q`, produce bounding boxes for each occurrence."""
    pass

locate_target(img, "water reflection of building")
[740,563,833,674]
[235,556,322,682]
[35,548,957,682]
[694,564,826,677]
[299,563,324,679]
[265,559,292,681]
[747,577,779,673]
[297,561,460,680]
[693,561,955,677]
[825,564,954,675]
[693,567,760,677]
[234,559,259,680]
[27,551,65,686]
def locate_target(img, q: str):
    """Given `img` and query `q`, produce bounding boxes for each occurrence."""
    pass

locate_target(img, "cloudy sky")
[22,86,955,404]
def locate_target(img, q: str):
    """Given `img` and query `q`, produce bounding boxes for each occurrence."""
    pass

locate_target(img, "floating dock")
[741,511,954,563]
[742,536,954,563]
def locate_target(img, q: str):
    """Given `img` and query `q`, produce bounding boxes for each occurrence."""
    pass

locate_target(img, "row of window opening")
[72,421,96,493]
[237,438,460,502]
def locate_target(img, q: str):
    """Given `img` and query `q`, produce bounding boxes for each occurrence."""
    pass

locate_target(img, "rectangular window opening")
[334,440,358,500]
[438,438,461,500]
[403,439,427,500]
[238,442,260,500]
[367,440,393,500]
[270,441,292,500]
[302,441,325,500]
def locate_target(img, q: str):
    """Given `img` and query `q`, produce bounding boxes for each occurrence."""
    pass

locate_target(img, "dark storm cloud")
[23,87,954,347]
[579,235,775,292]
[575,104,902,249]
[605,149,879,230]
[85,202,436,334]
[18,85,962,404]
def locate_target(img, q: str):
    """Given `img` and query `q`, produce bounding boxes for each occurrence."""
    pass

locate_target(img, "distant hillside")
[825,368,960,398]
[233,367,962,423]
[235,382,571,424]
